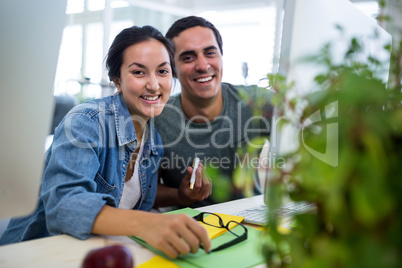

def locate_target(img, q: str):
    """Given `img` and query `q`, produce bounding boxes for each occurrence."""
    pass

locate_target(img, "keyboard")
[232,201,316,226]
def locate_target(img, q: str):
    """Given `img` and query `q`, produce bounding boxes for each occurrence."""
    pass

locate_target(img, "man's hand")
[177,163,212,205]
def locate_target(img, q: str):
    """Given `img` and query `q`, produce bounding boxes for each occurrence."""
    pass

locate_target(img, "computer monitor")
[270,0,392,157]
[0,0,67,219]
[261,0,392,200]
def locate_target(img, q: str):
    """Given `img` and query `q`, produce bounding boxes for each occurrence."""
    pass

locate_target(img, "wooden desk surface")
[0,195,266,268]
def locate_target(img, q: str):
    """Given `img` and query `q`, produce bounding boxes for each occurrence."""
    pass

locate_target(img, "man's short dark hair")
[166,16,223,55]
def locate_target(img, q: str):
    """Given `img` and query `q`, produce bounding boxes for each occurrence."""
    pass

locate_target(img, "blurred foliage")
[205,164,232,203]
[261,12,402,268]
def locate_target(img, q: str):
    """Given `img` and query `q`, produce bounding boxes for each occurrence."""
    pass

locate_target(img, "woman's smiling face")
[113,39,173,121]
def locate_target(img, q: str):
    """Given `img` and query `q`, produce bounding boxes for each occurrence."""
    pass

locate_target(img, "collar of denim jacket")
[144,121,159,156]
[113,93,158,155]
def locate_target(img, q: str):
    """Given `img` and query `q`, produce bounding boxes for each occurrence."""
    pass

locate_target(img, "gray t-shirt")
[153,83,273,207]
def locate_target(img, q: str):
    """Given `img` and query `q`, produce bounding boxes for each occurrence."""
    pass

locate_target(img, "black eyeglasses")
[193,212,248,252]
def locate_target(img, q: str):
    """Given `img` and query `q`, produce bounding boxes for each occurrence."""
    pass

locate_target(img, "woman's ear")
[112,78,121,93]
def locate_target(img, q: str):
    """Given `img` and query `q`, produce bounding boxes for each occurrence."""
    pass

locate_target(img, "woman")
[0,25,210,258]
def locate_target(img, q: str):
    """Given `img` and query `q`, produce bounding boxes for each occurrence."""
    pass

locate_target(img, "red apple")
[81,244,134,268]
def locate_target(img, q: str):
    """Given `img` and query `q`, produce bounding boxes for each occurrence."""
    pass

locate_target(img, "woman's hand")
[92,206,211,259]
[136,213,211,258]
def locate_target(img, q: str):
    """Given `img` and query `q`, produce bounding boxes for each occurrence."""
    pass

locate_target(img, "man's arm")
[154,164,212,207]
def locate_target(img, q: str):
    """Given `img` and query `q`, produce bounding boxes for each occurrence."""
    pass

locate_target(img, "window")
[54,25,83,96]
[55,0,379,100]
[200,6,277,87]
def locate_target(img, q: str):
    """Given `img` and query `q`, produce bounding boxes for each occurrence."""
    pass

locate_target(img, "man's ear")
[112,77,121,93]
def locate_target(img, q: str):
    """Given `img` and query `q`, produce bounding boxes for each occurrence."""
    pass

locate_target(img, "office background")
[0,0,390,239]
[54,0,380,102]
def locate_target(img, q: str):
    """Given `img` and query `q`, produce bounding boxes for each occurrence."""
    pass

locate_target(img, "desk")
[0,195,267,268]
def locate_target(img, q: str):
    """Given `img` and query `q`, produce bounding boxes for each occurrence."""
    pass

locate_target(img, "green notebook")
[131,208,266,268]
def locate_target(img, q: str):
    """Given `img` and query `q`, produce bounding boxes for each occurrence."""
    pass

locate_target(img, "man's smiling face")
[172,26,223,101]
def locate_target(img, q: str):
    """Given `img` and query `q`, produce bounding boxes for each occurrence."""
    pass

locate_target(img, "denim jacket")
[0,93,163,245]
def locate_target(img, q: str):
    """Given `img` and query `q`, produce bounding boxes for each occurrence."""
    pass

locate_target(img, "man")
[153,16,273,208]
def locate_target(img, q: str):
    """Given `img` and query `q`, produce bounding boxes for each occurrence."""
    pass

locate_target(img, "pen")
[190,157,200,190]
